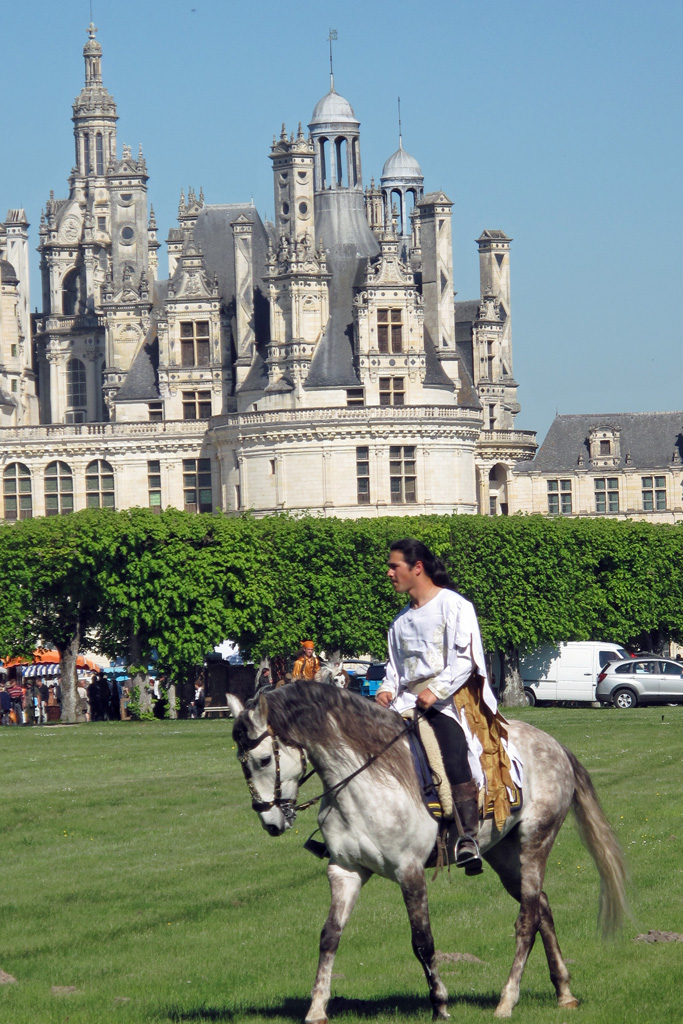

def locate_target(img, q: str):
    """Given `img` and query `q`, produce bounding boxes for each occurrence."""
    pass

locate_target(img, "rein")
[293,716,415,812]
[237,709,423,819]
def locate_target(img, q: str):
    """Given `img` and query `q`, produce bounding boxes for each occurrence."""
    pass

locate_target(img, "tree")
[0,510,117,723]
[438,515,602,705]
[96,508,263,697]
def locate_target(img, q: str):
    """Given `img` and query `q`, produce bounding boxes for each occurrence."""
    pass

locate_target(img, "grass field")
[0,705,681,1024]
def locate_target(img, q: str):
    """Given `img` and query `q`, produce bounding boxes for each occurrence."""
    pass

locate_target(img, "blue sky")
[2,0,681,441]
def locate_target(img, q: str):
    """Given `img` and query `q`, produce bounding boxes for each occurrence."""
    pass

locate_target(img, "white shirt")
[378,588,500,785]
[379,588,497,713]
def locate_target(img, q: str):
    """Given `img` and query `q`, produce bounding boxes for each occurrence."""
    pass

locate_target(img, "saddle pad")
[402,712,453,818]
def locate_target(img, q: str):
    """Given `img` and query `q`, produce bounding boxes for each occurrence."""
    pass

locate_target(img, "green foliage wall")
[1,510,682,686]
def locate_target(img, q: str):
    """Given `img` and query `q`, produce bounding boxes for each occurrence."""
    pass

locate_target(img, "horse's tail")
[564,746,628,937]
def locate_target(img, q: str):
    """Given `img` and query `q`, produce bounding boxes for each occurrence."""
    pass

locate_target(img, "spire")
[327,28,337,91]
[83,22,103,86]
[398,96,403,150]
[72,21,118,179]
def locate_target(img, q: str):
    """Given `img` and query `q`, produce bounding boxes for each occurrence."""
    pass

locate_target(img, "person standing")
[376,538,504,875]
[0,685,11,726]
[38,681,50,724]
[7,679,24,724]
[23,682,36,726]
[292,642,320,682]
[191,679,205,718]
[77,679,90,721]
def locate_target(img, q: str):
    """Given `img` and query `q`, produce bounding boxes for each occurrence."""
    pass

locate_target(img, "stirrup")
[455,835,483,875]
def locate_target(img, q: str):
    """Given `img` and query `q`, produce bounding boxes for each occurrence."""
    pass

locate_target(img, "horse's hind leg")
[306,863,368,1024]
[399,865,449,1020]
[485,833,577,1018]
[537,891,579,1009]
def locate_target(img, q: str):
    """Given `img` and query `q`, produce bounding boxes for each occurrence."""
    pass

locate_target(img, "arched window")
[3,463,32,521]
[390,189,404,234]
[318,138,328,188]
[96,133,104,175]
[66,358,87,421]
[84,134,91,175]
[335,137,347,186]
[45,461,74,516]
[351,138,360,187]
[85,460,115,509]
[62,269,86,317]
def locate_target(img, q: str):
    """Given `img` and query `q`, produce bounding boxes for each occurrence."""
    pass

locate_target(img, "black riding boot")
[451,780,483,875]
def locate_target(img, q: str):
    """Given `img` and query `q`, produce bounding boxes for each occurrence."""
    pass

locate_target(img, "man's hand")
[375,691,393,707]
[416,687,438,710]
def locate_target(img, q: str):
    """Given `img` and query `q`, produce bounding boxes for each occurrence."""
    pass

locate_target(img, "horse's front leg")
[306,862,369,1024]
[399,866,449,1020]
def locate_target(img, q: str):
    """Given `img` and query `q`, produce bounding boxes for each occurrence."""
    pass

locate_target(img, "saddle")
[405,701,523,831]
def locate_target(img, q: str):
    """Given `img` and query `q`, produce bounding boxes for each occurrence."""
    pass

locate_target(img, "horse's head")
[230,693,307,837]
[315,652,349,689]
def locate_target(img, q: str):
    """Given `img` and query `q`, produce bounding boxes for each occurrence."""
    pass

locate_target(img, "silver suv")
[595,656,683,708]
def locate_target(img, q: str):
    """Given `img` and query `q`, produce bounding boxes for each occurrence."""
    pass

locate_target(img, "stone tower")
[473,230,518,430]
[418,192,458,385]
[305,77,379,391]
[380,138,424,260]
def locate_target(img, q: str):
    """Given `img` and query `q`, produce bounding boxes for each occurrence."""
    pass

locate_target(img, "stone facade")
[511,413,683,523]
[0,24,536,523]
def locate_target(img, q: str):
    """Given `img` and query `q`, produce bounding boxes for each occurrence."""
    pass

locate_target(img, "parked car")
[520,641,629,706]
[341,659,372,693]
[596,656,683,708]
[361,662,387,698]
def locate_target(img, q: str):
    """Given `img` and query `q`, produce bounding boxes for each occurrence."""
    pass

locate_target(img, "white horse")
[227,681,626,1022]
[315,652,349,688]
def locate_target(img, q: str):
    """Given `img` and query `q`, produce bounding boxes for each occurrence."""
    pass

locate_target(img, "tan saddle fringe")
[454,674,516,832]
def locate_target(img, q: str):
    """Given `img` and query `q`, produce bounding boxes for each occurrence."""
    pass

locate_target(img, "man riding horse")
[377,538,519,875]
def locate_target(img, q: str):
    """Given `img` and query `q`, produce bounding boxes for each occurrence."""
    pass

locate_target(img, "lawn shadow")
[165,988,558,1021]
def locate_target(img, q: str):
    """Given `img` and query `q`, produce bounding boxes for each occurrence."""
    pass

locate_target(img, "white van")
[520,641,629,705]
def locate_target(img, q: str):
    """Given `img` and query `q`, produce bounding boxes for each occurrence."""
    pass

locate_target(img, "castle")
[0,24,536,522]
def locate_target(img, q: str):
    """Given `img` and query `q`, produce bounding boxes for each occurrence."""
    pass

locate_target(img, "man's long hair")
[389,538,457,591]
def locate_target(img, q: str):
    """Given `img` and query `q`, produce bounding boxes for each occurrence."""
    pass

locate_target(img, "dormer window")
[588,425,621,465]
[378,309,403,353]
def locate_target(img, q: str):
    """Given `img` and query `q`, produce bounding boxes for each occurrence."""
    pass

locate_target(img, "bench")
[202,705,234,719]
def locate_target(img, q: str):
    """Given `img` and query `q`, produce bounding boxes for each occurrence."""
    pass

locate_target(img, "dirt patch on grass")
[0,969,17,985]
[435,949,486,964]
[635,930,683,943]
[51,985,83,995]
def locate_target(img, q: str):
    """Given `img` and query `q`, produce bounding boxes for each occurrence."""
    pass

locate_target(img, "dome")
[0,259,19,286]
[310,88,357,126]
[381,142,423,181]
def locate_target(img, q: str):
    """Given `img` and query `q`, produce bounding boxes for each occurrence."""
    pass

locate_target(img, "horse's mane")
[265,682,420,798]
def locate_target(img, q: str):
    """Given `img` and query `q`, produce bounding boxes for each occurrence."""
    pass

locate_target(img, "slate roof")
[192,204,272,394]
[422,329,455,392]
[455,357,482,411]
[115,329,160,402]
[515,412,683,473]
[305,243,366,388]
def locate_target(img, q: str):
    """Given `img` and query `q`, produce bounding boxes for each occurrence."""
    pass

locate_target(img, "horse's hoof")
[558,997,579,1010]
[305,1019,327,1024]
[432,1011,450,1021]
[493,1005,513,1019]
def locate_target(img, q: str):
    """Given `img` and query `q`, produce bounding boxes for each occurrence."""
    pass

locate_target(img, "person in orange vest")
[292,641,320,682]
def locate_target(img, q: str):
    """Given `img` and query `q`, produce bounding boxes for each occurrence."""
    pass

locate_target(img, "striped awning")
[21,663,60,678]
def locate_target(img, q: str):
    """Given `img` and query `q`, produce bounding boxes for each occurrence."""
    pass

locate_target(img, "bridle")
[237,712,418,820]
[236,725,310,825]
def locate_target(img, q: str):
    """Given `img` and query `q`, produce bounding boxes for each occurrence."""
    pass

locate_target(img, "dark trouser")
[424,706,482,873]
